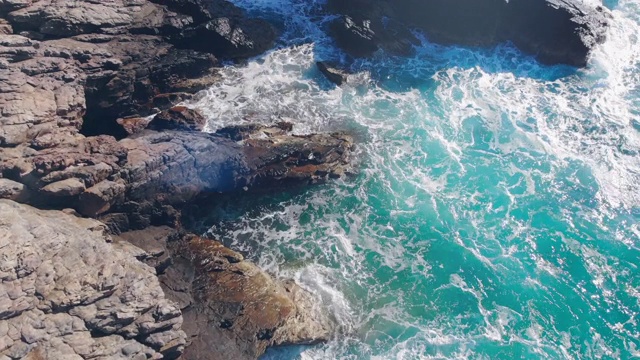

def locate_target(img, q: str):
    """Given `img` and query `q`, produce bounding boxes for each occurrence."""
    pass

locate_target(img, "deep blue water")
[191,1,640,358]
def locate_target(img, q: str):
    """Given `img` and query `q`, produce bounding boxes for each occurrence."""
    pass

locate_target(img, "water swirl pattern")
[191,0,640,358]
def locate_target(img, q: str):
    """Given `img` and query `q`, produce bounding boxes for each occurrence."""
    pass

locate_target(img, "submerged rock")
[329,15,419,58]
[317,61,351,86]
[326,0,610,66]
[0,200,187,359]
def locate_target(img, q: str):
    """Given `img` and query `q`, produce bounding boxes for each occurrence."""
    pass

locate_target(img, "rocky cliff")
[0,0,351,359]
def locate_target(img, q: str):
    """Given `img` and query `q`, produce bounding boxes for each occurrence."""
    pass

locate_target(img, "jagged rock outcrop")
[328,15,419,57]
[117,227,333,360]
[146,105,206,132]
[326,0,610,66]
[0,1,352,359]
[0,0,341,224]
[0,0,276,145]
[0,200,186,359]
[1,121,353,224]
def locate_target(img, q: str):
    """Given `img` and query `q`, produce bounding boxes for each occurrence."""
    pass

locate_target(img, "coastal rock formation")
[1,121,352,224]
[326,0,611,66]
[0,200,186,359]
[0,0,350,223]
[329,15,419,57]
[0,1,351,358]
[0,0,276,145]
[118,228,333,360]
[146,106,206,132]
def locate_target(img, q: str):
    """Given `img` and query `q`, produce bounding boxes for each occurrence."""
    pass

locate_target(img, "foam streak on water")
[191,1,640,358]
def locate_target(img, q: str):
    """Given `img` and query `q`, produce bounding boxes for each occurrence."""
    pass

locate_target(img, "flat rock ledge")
[0,199,186,359]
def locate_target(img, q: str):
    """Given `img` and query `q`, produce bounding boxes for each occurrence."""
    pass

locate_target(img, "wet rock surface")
[117,228,333,360]
[317,61,351,86]
[325,0,611,66]
[0,121,352,221]
[0,200,186,359]
[0,0,352,221]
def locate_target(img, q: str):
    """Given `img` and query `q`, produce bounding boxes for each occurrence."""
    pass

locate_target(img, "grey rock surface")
[0,178,28,201]
[0,199,186,359]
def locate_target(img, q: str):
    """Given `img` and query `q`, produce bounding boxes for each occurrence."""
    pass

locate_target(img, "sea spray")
[192,0,640,358]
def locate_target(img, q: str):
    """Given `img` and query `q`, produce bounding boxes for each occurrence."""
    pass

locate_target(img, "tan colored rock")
[147,106,206,132]
[41,178,85,197]
[116,117,151,136]
[116,228,334,360]
[0,19,12,34]
[0,200,186,359]
[0,178,28,201]
[77,180,126,217]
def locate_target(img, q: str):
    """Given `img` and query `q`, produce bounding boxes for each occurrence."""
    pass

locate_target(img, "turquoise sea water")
[192,1,640,358]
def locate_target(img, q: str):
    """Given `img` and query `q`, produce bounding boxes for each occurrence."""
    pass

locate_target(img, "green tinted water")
[194,1,640,358]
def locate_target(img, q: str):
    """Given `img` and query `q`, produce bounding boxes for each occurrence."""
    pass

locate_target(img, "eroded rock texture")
[117,227,333,360]
[0,0,352,227]
[0,2,351,359]
[0,199,186,359]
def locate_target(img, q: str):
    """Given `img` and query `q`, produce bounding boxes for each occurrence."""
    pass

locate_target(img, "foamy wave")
[193,0,640,358]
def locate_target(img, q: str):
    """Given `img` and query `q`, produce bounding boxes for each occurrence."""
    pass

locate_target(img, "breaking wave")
[191,0,640,358]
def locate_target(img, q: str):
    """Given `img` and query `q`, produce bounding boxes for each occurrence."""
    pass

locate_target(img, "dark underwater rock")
[329,15,419,58]
[326,0,610,66]
[175,16,277,59]
[329,16,378,57]
[317,61,351,85]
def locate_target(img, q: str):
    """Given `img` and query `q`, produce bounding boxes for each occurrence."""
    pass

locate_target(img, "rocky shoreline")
[1,0,351,358]
[0,0,610,359]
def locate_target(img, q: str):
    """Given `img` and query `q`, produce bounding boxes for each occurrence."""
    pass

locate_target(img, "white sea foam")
[193,0,640,358]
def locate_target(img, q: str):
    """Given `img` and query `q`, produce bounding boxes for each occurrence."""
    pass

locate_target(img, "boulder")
[40,178,86,197]
[116,117,152,136]
[176,16,278,59]
[157,0,278,59]
[147,106,206,132]
[116,228,333,360]
[325,0,610,66]
[0,200,187,359]
[0,178,29,201]
[0,18,11,34]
